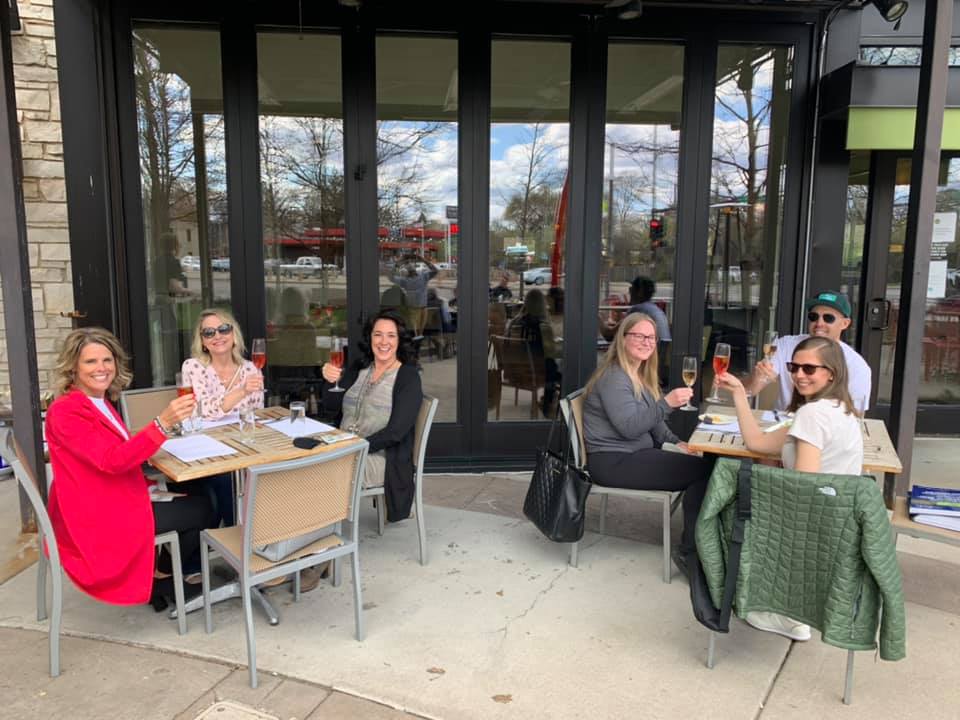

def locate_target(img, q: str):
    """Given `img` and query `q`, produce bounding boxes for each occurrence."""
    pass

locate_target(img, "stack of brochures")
[908,485,960,532]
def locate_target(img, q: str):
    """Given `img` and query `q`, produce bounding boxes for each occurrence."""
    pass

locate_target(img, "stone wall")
[0,0,73,407]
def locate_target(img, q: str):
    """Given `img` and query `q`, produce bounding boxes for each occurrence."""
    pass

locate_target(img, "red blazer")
[45,389,166,604]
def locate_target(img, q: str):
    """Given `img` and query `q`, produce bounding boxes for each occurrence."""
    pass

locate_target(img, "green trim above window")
[847,107,960,150]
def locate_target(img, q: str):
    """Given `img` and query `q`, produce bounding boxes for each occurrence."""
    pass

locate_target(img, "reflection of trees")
[497,123,564,261]
[377,121,446,229]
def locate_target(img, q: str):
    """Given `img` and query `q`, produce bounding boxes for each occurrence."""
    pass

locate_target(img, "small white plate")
[698,413,736,425]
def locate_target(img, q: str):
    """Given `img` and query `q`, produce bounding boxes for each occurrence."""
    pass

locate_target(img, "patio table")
[149,407,366,623]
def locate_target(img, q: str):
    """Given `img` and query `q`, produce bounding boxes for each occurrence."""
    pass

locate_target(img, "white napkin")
[264,417,335,439]
[199,413,240,430]
[698,420,740,433]
[161,435,239,463]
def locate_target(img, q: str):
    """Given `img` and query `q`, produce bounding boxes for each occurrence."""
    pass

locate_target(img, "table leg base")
[169,581,280,626]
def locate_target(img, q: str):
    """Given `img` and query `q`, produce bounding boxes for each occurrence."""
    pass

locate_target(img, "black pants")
[152,494,215,575]
[587,448,715,555]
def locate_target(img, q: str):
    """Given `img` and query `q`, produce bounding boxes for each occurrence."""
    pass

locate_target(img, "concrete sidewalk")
[1,464,958,719]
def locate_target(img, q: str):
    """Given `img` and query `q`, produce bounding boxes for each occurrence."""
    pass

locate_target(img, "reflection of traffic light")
[650,217,665,248]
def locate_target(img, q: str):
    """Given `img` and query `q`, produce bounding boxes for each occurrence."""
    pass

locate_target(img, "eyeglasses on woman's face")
[624,332,656,345]
[200,323,234,339]
[786,361,830,376]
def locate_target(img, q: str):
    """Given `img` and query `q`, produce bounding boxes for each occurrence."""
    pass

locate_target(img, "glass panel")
[134,27,226,385]
[859,46,960,67]
[377,36,458,422]
[488,39,570,422]
[257,33,344,410]
[703,45,793,400]
[882,157,960,404]
[601,43,684,386]
[841,150,871,342]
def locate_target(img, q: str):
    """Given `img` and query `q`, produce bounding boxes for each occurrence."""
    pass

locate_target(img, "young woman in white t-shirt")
[715,336,865,641]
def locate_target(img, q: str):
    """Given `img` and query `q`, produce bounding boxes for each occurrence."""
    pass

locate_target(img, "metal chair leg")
[376,495,385,536]
[599,494,609,535]
[569,541,580,568]
[36,533,48,622]
[49,556,62,678]
[201,535,213,634]
[662,498,672,584]
[843,650,855,705]
[352,550,365,642]
[706,632,717,669]
[416,490,427,565]
[242,581,258,688]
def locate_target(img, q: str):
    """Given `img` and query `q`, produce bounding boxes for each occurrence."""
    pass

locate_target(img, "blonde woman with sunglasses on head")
[716,335,864,642]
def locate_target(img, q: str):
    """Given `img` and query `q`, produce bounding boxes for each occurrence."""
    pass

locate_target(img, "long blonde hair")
[190,307,247,366]
[584,313,660,401]
[52,327,133,401]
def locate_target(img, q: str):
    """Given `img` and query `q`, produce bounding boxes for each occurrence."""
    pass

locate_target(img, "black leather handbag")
[523,409,592,543]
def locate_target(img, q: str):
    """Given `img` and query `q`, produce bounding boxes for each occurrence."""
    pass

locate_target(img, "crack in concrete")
[497,564,572,644]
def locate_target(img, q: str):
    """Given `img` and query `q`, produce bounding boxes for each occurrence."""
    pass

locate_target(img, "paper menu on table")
[161,435,239,463]
[698,420,740,433]
[264,417,335,439]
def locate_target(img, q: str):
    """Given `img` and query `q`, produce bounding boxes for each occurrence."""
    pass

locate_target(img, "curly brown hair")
[53,327,133,401]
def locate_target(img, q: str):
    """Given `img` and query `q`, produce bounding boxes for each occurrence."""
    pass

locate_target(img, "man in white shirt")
[747,290,871,412]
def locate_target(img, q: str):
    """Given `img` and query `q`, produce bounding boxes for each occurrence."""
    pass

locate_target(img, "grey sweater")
[583,365,678,455]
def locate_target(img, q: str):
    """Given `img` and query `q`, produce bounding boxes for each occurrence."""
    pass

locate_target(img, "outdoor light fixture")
[617,0,643,20]
[869,0,909,23]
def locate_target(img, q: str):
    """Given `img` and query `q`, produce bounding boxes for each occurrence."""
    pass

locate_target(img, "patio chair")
[0,429,188,679]
[120,385,178,433]
[492,334,544,419]
[199,440,369,688]
[362,395,438,565]
[560,389,682,583]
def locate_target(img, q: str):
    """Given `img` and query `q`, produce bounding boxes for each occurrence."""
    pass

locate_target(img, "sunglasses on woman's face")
[200,323,233,339]
[807,311,837,324]
[786,362,830,376]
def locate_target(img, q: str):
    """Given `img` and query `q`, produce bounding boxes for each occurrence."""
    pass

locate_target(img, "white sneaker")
[745,611,812,641]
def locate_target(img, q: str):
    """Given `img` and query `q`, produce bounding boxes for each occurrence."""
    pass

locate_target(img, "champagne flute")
[328,337,346,393]
[680,356,698,412]
[707,342,731,403]
[175,372,198,434]
[763,330,778,362]
[250,337,267,404]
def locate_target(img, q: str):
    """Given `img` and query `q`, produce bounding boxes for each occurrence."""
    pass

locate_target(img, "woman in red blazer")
[45,327,210,605]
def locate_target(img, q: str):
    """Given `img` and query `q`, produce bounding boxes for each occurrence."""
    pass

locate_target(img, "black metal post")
[0,0,45,529]
[887,0,953,504]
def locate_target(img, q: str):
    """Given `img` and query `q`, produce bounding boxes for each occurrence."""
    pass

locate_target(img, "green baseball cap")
[806,290,852,318]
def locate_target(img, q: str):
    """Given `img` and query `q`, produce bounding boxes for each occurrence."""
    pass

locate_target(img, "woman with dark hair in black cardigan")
[320,309,423,522]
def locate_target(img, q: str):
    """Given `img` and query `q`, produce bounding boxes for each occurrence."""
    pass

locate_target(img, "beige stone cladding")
[0,0,73,408]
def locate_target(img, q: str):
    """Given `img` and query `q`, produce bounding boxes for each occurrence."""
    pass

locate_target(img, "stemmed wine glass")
[680,356,698,412]
[175,371,200,434]
[328,337,346,393]
[763,330,778,362]
[251,337,267,405]
[706,342,731,403]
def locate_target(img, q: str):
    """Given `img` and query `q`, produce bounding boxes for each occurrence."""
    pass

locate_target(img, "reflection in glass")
[377,36,458,422]
[601,43,683,384]
[134,27,227,386]
[257,33,343,410]
[841,151,871,343]
[881,157,960,404]
[704,45,793,401]
[488,40,570,422]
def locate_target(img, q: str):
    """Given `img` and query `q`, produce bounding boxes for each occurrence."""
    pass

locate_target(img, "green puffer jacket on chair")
[695,458,906,660]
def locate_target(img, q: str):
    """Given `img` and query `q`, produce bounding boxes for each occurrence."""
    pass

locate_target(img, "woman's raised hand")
[715,371,748,401]
[243,372,264,395]
[158,395,196,430]
[321,362,342,384]
[664,387,694,409]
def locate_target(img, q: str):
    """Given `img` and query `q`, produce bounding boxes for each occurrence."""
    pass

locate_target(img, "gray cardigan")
[582,365,678,455]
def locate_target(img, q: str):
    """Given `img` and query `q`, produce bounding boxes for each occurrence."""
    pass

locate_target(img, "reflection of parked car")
[523,267,552,285]
[263,258,281,275]
[180,255,201,271]
[948,268,959,288]
[211,257,230,272]
[280,256,337,278]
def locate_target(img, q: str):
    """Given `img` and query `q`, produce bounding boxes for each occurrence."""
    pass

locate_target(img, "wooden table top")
[686,406,903,475]
[150,407,366,483]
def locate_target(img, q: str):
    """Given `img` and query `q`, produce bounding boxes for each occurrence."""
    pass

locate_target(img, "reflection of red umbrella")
[551,171,569,286]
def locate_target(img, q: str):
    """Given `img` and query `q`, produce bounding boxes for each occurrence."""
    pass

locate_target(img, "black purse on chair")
[523,408,592,543]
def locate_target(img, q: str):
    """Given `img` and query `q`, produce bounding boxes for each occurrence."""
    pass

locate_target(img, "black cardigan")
[320,361,422,522]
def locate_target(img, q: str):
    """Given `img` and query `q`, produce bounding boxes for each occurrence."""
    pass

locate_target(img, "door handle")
[59,310,88,320]
[865,299,890,330]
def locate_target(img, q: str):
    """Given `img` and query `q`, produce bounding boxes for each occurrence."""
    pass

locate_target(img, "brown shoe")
[298,563,329,593]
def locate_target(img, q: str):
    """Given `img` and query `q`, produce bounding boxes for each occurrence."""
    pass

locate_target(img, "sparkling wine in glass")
[328,337,346,393]
[680,356,698,412]
[251,337,267,371]
[175,372,198,433]
[763,330,778,362]
[707,343,731,402]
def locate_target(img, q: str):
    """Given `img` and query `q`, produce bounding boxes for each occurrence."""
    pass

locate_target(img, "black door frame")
[60,1,820,469]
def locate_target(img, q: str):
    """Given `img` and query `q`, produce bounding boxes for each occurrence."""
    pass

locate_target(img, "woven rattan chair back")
[120,386,178,433]
[246,450,361,549]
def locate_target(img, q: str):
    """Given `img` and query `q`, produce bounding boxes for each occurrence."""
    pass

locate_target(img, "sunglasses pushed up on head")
[200,323,234,339]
